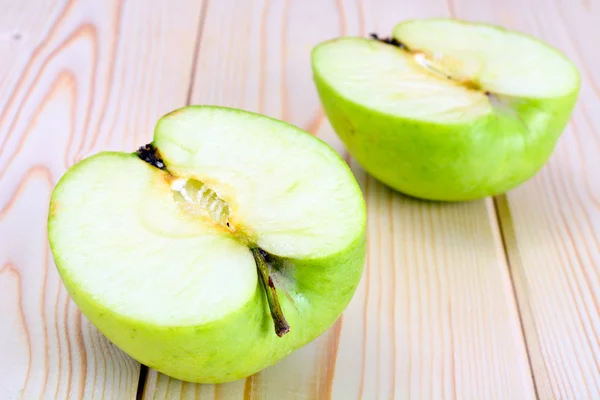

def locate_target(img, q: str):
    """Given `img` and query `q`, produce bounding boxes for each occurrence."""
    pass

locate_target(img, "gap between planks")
[185,0,211,107]
[489,195,541,400]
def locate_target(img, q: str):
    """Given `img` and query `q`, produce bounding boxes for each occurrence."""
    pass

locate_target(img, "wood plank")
[143,0,534,398]
[447,0,600,397]
[0,0,203,398]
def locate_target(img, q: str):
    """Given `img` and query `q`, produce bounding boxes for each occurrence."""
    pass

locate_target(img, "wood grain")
[142,0,534,398]
[0,0,203,398]
[447,0,600,398]
[5,0,597,399]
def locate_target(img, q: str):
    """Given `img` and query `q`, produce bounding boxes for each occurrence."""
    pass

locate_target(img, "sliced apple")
[48,106,366,383]
[312,18,580,200]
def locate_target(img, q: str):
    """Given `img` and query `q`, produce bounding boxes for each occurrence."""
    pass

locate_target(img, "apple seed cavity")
[171,177,232,230]
[370,32,487,95]
[136,142,290,337]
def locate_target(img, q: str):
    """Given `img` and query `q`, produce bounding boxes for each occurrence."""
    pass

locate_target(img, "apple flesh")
[311,18,580,201]
[48,106,366,383]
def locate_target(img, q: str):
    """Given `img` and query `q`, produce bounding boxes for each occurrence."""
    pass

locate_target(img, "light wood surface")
[1,0,598,399]
[441,1,600,398]
[0,0,202,398]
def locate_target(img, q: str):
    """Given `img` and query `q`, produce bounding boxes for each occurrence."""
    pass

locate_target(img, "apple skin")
[49,153,366,384]
[312,43,580,201]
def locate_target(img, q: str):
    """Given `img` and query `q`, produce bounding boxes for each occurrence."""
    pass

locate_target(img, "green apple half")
[312,18,580,201]
[48,106,366,383]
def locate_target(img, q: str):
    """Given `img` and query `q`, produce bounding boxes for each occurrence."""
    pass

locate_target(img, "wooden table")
[1,0,598,399]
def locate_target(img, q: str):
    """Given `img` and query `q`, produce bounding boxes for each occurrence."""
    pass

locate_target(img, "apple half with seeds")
[48,106,366,383]
[312,18,580,201]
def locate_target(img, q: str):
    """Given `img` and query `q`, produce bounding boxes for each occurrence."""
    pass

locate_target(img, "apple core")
[137,143,291,336]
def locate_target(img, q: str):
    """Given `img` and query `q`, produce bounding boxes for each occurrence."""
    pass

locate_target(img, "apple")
[311,18,580,201]
[48,106,366,383]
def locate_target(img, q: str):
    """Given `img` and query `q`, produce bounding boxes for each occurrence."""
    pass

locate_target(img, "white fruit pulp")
[312,19,579,123]
[49,107,363,327]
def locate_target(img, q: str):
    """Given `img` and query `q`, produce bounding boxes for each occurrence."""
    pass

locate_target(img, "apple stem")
[251,247,290,337]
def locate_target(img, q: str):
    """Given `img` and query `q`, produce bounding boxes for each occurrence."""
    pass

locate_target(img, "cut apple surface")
[48,106,366,383]
[393,20,578,98]
[312,37,492,123]
[312,18,580,200]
